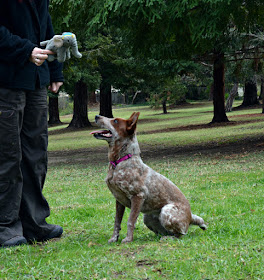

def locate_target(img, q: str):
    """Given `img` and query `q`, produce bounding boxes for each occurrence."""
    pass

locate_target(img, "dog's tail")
[191,214,207,230]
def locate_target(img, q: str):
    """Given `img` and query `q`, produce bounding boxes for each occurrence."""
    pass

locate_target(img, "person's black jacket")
[0,0,63,90]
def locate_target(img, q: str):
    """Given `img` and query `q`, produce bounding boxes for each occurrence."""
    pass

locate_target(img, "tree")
[49,0,100,128]
[90,0,264,122]
[68,79,92,128]
[225,38,263,111]
[225,82,238,112]
[149,75,187,114]
[212,52,229,122]
[50,1,149,120]
[98,59,113,117]
[48,93,62,125]
[242,78,260,106]
[261,78,264,113]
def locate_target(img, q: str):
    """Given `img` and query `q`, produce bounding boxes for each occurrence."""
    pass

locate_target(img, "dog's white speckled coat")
[93,112,207,243]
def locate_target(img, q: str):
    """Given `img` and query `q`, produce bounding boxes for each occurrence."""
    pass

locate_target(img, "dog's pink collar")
[110,154,132,168]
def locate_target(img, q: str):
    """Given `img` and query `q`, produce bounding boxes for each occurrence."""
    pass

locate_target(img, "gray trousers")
[0,87,54,243]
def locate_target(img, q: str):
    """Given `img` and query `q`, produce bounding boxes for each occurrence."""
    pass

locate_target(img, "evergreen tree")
[90,0,264,122]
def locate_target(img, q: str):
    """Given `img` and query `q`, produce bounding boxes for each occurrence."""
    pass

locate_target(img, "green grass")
[48,101,264,152]
[1,102,263,279]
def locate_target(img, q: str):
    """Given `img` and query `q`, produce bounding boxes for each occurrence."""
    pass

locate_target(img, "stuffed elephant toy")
[40,32,82,63]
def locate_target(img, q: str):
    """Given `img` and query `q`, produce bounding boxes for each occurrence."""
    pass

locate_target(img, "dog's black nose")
[95,115,100,122]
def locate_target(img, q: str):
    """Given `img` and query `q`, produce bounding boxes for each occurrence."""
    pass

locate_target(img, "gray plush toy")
[40,32,82,63]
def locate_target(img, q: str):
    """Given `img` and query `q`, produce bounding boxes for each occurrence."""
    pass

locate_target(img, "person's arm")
[0,25,53,67]
[0,25,35,66]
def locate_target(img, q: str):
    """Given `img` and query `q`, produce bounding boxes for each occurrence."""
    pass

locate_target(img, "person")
[0,0,64,247]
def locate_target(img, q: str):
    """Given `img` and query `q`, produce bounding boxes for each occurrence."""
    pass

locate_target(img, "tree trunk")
[242,79,259,106]
[262,94,264,114]
[211,52,229,123]
[48,95,62,125]
[208,83,214,101]
[132,91,138,104]
[88,91,97,104]
[99,76,113,118]
[260,77,264,114]
[162,99,167,114]
[225,82,238,112]
[98,57,114,118]
[68,80,91,128]
[259,77,264,101]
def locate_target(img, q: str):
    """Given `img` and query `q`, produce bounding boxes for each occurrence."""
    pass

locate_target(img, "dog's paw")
[108,236,119,243]
[200,224,207,230]
[121,237,133,243]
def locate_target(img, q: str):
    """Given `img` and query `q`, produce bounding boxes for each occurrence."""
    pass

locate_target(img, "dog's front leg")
[108,200,125,243]
[122,195,144,243]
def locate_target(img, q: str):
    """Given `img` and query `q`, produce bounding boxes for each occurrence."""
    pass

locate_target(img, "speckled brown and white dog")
[91,112,207,243]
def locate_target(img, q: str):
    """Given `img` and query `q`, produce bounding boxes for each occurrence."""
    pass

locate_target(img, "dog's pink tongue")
[90,130,103,135]
[90,130,109,135]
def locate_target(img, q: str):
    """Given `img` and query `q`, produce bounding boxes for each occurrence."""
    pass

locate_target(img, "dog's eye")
[114,119,118,124]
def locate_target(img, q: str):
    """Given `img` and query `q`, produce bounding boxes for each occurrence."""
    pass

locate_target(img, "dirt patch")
[138,119,263,135]
[48,109,264,166]
[49,115,264,137]
[48,135,264,167]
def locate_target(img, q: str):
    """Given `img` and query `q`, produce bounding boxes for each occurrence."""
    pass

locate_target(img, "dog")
[91,112,207,243]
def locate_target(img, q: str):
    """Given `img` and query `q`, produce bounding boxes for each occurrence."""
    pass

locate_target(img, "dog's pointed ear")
[127,112,140,135]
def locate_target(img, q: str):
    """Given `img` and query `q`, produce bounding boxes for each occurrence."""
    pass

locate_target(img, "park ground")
[48,102,264,166]
[1,101,263,279]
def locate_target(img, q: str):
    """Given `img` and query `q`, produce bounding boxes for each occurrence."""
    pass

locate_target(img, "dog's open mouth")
[90,130,112,139]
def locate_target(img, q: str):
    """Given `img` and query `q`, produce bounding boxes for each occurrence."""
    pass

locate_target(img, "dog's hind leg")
[122,195,144,243]
[108,200,125,243]
[159,203,191,237]
[143,213,174,236]
[191,214,207,230]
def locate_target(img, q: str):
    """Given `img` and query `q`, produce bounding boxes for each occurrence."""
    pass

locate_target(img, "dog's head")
[90,112,140,143]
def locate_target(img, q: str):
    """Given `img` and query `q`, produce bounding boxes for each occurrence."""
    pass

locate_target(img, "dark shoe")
[38,225,63,242]
[1,236,27,248]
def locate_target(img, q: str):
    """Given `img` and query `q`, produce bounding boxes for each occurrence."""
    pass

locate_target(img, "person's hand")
[29,47,54,66]
[48,82,63,93]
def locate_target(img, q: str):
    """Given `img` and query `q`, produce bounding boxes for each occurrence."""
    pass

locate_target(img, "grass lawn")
[1,101,263,279]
